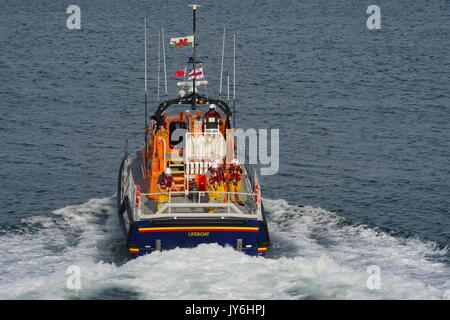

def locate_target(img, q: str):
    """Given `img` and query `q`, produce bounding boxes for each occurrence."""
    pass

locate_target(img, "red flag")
[173,67,187,78]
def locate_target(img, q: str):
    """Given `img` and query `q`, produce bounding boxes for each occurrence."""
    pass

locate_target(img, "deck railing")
[137,190,261,219]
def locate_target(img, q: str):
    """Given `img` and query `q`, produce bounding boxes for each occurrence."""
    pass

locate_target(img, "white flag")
[188,68,204,80]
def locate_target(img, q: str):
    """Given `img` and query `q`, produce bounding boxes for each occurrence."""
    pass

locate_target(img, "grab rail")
[138,190,259,217]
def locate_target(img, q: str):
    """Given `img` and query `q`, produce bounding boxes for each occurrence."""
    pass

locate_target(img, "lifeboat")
[117,5,270,257]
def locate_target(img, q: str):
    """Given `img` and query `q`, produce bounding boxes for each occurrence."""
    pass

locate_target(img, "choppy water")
[0,0,449,299]
[0,197,448,299]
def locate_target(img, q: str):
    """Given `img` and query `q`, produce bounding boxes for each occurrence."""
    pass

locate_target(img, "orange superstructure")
[145,108,231,200]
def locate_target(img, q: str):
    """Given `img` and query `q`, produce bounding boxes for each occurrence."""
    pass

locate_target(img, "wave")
[0,197,448,299]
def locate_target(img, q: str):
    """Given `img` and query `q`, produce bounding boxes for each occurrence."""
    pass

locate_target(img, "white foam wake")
[0,197,448,299]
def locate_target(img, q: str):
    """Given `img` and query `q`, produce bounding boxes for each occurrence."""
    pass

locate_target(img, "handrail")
[137,190,258,217]
[139,212,256,219]
[140,191,255,196]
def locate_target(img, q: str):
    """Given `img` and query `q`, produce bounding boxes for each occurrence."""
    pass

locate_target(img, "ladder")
[168,162,185,190]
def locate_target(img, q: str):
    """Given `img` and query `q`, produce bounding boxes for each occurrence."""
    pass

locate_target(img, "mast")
[189,4,200,104]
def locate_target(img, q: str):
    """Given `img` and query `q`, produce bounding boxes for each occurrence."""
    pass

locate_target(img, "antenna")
[161,27,168,97]
[144,18,149,171]
[233,34,236,128]
[219,27,226,98]
[227,74,230,101]
[144,18,148,118]
[233,34,236,101]
[157,28,161,102]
